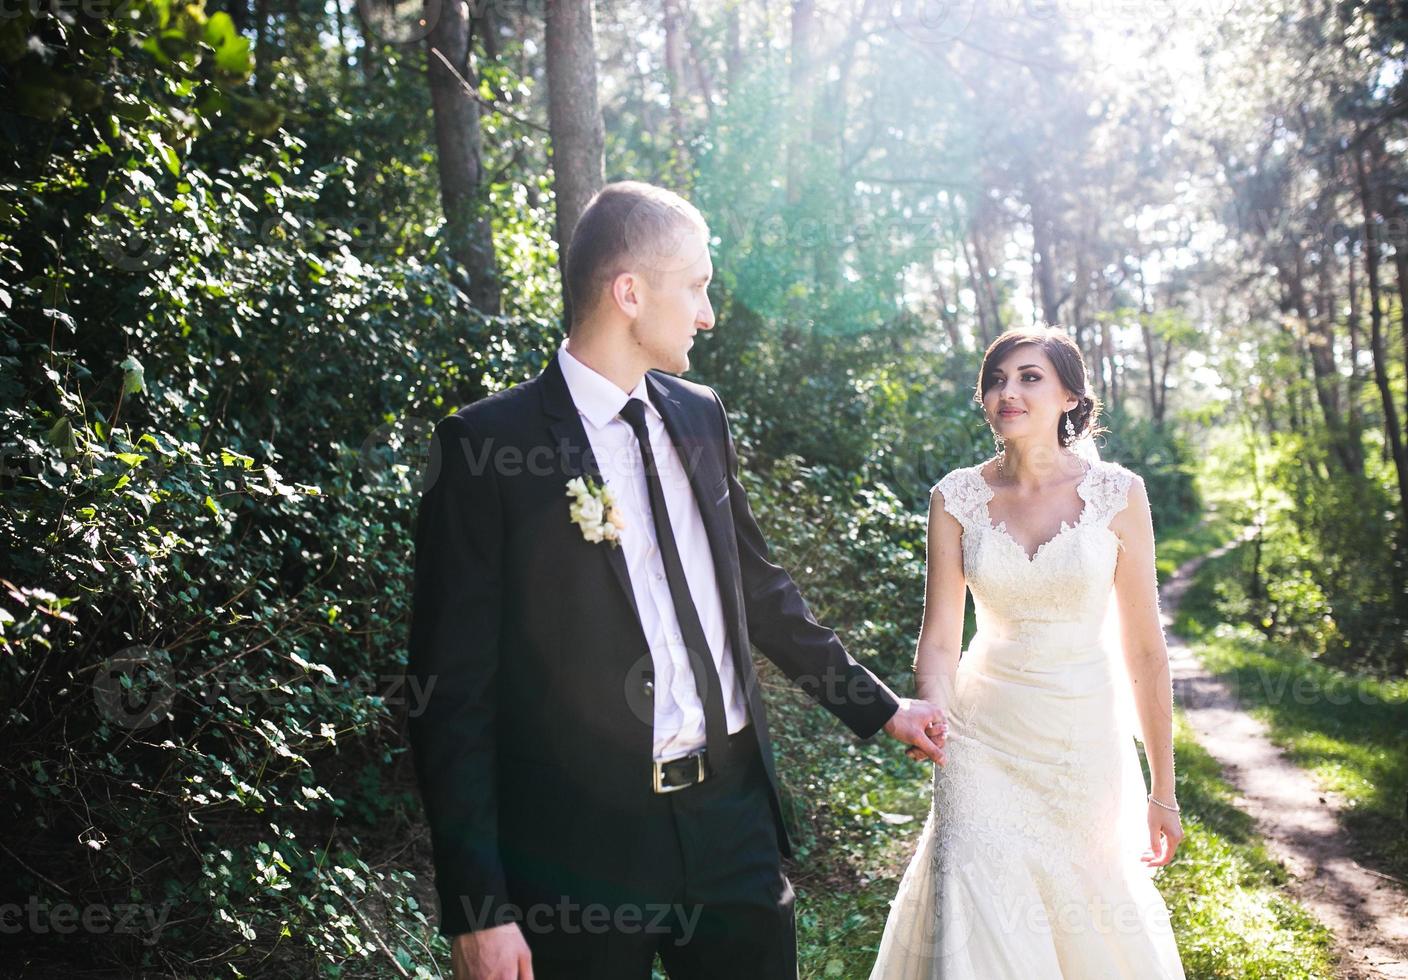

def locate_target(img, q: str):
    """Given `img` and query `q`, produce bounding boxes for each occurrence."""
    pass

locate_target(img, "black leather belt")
[651,727,753,794]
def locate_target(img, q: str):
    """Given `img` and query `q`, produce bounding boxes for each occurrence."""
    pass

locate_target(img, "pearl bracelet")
[1147,793,1181,813]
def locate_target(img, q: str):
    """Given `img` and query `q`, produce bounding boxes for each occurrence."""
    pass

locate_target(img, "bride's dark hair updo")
[975,327,1105,448]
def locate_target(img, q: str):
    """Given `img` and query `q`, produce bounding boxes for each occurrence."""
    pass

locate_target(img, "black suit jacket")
[407,353,899,937]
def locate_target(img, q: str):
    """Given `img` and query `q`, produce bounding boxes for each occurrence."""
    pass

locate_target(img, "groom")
[407,180,947,980]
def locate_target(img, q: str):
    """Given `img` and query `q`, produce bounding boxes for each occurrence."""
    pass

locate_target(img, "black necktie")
[618,397,730,769]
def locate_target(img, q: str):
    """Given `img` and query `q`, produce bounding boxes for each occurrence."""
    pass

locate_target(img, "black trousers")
[516,728,798,980]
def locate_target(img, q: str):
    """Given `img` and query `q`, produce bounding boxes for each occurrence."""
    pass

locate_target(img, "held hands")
[452,922,533,980]
[884,697,948,765]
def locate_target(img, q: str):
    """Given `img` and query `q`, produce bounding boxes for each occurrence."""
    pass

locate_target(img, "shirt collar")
[556,341,660,431]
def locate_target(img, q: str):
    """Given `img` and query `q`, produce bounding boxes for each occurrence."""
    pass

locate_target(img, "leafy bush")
[1184,429,1405,673]
[1096,407,1200,532]
[0,4,560,972]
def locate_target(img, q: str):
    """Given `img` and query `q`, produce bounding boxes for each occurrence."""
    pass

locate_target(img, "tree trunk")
[1159,327,1174,424]
[228,0,250,34]
[333,0,350,82]
[1347,239,1366,454]
[351,0,375,82]
[1071,224,1090,355]
[254,0,269,91]
[725,0,742,95]
[1287,246,1360,472]
[1100,305,1117,414]
[1135,252,1165,427]
[425,0,500,314]
[1029,183,1062,328]
[934,267,962,352]
[662,0,691,187]
[685,6,715,122]
[545,0,606,281]
[1355,139,1408,522]
[1137,315,1167,427]
[969,213,1004,338]
[1287,340,1307,435]
[1394,246,1408,434]
[785,0,815,206]
[949,195,990,345]
[1381,125,1408,434]
[476,0,500,61]
[1315,240,1363,472]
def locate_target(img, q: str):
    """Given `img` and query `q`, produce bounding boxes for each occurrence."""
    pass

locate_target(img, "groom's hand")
[884,698,947,765]
[451,922,533,980]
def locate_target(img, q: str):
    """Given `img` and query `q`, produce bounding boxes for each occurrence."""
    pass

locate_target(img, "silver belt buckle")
[651,750,708,794]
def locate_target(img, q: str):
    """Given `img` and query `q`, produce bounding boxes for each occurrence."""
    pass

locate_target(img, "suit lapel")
[540,354,749,691]
[645,373,749,681]
[539,355,645,630]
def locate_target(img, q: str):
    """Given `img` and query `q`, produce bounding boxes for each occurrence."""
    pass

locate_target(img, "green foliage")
[1097,405,1201,532]
[688,56,991,484]
[1265,436,1404,669]
[775,702,1338,978]
[1154,717,1338,978]
[735,444,931,686]
[1,0,1350,975]
[1175,544,1408,884]
[0,3,562,972]
[1195,429,1405,671]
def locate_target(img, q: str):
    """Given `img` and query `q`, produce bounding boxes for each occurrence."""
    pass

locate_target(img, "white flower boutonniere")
[566,475,625,546]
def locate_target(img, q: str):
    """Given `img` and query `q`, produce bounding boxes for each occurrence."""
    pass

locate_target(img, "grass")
[773,455,1408,977]
[1172,540,1408,885]
[763,668,935,980]
[768,498,1344,979]
[1153,715,1337,978]
[1152,508,1240,586]
[761,672,1338,978]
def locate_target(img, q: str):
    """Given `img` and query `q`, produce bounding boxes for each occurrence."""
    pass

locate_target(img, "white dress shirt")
[557,341,750,760]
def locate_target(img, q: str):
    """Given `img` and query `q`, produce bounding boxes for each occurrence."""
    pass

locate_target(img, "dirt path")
[1162,529,1408,979]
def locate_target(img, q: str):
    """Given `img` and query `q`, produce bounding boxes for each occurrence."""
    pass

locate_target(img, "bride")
[870,327,1187,979]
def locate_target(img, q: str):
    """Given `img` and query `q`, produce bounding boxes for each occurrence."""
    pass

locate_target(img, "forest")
[2,0,1407,976]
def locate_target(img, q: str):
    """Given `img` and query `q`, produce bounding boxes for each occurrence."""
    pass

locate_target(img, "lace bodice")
[868,456,1184,980]
[934,458,1136,635]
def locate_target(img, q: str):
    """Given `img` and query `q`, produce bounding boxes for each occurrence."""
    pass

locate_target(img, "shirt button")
[655,573,664,582]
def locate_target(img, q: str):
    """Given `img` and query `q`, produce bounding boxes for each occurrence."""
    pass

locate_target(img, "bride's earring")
[984,403,1006,455]
[1064,412,1076,444]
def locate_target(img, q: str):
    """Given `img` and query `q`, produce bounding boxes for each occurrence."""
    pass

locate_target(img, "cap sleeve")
[933,466,990,534]
[1082,460,1136,527]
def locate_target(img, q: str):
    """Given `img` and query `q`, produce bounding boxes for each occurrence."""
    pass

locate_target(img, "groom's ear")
[610,270,644,319]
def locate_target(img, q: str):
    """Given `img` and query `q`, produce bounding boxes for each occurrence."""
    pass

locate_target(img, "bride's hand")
[898,709,949,765]
[1142,798,1184,867]
[906,712,951,765]
[885,698,947,765]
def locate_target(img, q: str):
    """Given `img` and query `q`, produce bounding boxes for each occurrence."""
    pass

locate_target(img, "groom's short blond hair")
[564,181,710,330]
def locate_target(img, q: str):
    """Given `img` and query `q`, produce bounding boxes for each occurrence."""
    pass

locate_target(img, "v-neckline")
[976,458,1096,564]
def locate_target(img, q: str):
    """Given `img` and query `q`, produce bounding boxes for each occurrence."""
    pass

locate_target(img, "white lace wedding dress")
[869,457,1185,979]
